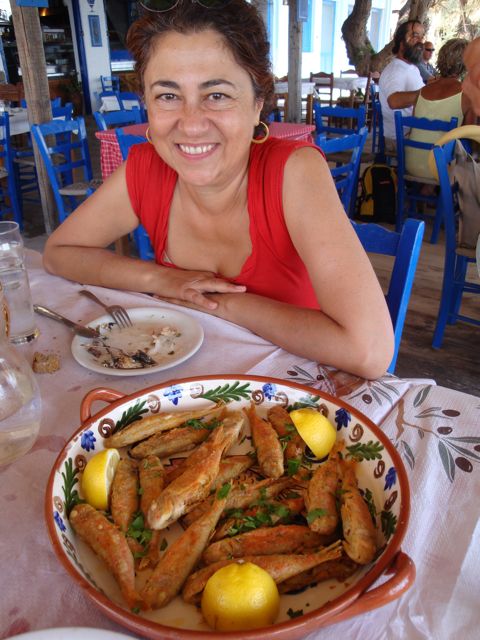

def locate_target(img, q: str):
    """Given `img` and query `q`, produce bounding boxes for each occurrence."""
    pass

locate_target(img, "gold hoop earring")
[145,127,153,144]
[251,121,270,144]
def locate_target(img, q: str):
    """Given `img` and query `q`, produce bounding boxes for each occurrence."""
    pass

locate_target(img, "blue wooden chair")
[13,103,75,215]
[118,92,147,122]
[115,127,154,261]
[431,138,480,348]
[317,127,368,217]
[101,75,120,93]
[93,107,143,131]
[394,110,459,244]
[0,112,22,227]
[313,103,366,145]
[31,116,102,223]
[352,218,425,373]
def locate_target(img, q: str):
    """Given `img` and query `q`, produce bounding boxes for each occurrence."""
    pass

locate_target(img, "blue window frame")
[302,0,314,53]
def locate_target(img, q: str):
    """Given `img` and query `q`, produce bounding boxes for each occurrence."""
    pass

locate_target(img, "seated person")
[416,41,436,83]
[463,37,480,117]
[43,0,394,380]
[379,20,425,149]
[406,38,475,179]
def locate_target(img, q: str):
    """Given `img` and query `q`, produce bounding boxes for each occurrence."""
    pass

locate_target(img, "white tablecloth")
[100,97,141,113]
[1,250,479,640]
[274,82,316,95]
[311,76,369,94]
[1,108,29,136]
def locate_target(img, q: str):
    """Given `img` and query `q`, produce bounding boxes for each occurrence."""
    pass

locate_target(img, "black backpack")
[356,164,397,224]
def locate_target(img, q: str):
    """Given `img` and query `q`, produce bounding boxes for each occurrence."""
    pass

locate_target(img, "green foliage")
[112,400,149,434]
[198,381,252,403]
[62,457,82,516]
[346,440,384,461]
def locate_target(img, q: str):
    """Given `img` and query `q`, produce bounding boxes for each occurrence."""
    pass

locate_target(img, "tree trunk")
[10,2,56,234]
[287,0,302,123]
[341,0,373,76]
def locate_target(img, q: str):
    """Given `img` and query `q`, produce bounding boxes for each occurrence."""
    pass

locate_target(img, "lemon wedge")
[81,448,120,510]
[201,562,280,631]
[289,408,337,459]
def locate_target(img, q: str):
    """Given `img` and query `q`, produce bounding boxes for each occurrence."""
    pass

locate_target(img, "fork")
[79,290,133,329]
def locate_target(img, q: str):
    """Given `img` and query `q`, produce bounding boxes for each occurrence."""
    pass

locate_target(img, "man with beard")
[379,20,425,149]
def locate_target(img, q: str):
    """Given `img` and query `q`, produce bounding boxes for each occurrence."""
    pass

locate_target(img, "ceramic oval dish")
[45,375,414,640]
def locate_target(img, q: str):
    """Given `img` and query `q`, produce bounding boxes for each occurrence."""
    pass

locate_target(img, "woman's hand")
[161,270,246,311]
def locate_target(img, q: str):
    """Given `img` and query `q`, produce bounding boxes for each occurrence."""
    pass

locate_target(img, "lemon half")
[201,562,280,631]
[81,448,120,510]
[289,409,337,459]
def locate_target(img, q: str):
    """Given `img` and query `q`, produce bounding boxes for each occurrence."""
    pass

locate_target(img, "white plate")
[71,307,203,376]
[11,629,134,640]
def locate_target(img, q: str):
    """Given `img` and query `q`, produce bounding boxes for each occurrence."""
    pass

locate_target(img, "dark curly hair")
[126,0,275,127]
[436,38,468,78]
[392,19,423,55]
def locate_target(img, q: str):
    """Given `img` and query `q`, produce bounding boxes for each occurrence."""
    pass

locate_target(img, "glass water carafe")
[0,283,42,466]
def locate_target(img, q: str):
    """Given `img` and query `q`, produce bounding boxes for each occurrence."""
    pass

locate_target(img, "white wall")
[65,0,111,112]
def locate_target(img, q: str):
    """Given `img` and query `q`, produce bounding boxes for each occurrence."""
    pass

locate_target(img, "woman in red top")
[44,0,393,379]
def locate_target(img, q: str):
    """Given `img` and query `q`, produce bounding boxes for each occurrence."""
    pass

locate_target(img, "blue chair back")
[117,92,147,121]
[313,104,366,144]
[0,112,22,226]
[431,137,480,347]
[94,108,143,131]
[101,75,120,93]
[21,97,62,109]
[31,116,97,223]
[317,127,368,216]
[115,127,153,261]
[52,103,74,121]
[394,110,459,242]
[352,218,425,373]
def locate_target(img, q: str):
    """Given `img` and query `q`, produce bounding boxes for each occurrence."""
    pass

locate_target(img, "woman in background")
[406,38,475,178]
[463,37,480,116]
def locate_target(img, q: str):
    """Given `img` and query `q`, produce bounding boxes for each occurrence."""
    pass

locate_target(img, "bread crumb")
[32,351,61,374]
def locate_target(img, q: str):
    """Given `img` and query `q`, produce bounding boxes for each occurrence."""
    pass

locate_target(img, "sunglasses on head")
[139,0,230,11]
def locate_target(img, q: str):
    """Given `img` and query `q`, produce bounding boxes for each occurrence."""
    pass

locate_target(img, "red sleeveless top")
[126,137,323,309]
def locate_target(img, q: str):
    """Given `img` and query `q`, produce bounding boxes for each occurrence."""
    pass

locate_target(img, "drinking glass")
[0,221,39,344]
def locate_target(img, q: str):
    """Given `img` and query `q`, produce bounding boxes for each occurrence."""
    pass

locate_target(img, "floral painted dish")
[45,375,414,640]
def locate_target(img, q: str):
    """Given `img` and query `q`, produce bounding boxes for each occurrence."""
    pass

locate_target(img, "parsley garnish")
[306,508,328,525]
[217,482,232,499]
[185,418,220,431]
[287,458,301,476]
[127,512,153,547]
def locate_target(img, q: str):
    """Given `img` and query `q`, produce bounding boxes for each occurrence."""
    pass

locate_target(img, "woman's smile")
[177,143,218,157]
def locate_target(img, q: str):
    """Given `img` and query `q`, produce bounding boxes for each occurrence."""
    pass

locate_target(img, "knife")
[34,305,100,339]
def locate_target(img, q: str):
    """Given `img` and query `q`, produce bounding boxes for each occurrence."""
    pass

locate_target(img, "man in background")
[417,41,436,82]
[379,20,425,150]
